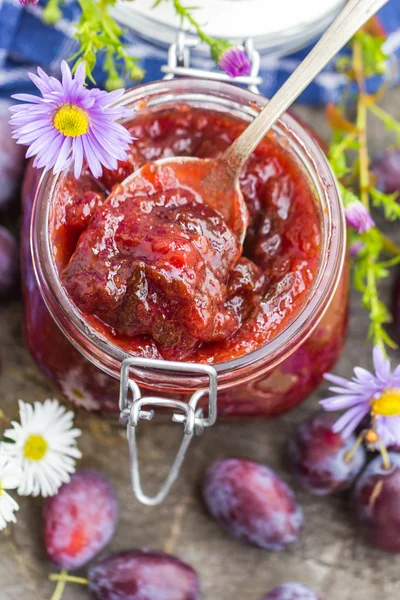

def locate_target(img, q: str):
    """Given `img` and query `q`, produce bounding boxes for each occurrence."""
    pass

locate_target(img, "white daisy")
[0,448,21,530]
[60,367,100,411]
[3,400,82,497]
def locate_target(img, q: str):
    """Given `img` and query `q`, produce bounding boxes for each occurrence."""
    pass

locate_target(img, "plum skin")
[354,453,400,553]
[202,457,303,551]
[43,469,118,569]
[88,550,200,600]
[289,413,366,495]
[261,582,321,599]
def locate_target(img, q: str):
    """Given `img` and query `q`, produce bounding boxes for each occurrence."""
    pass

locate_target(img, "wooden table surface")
[1,91,400,600]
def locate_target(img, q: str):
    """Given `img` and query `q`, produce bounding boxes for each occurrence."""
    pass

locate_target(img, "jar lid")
[113,0,346,53]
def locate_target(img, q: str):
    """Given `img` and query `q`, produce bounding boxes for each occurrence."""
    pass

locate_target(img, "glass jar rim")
[31,78,346,392]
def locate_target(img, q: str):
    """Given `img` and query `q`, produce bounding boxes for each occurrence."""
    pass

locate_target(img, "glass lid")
[112,0,347,53]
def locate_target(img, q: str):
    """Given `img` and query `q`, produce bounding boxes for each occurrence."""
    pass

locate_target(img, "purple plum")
[354,453,400,553]
[261,582,321,600]
[43,469,118,569]
[289,413,366,495]
[202,457,303,550]
[88,550,200,600]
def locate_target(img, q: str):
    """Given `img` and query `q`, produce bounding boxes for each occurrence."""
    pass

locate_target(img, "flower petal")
[219,47,252,78]
[53,137,72,174]
[73,137,84,179]
[320,394,367,411]
[11,93,44,104]
[332,405,369,438]
[5,400,81,498]
[373,345,391,381]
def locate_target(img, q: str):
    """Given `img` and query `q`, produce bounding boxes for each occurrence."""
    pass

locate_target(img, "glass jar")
[22,78,347,419]
[114,0,346,56]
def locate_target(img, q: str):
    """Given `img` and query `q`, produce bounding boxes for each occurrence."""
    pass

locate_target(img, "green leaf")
[327,30,399,352]
[329,148,350,179]
[353,32,389,76]
[73,0,146,84]
[370,187,400,221]
[71,0,238,87]
[336,32,388,78]
[352,228,398,349]
[338,182,360,207]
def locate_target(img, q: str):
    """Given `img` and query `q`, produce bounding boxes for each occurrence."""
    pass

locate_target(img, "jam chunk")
[61,174,258,359]
[52,173,107,267]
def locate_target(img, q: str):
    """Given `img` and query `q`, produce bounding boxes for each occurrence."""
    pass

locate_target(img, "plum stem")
[49,569,68,600]
[345,429,391,470]
[49,573,89,585]
[344,431,365,463]
[379,440,391,470]
[49,570,89,599]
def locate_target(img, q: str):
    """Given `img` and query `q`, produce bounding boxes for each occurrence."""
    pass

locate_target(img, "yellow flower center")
[72,387,85,399]
[23,434,48,461]
[0,483,3,496]
[372,388,400,417]
[53,104,89,137]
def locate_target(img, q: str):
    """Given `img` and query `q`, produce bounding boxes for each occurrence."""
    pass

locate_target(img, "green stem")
[382,235,400,257]
[368,102,400,138]
[353,39,370,210]
[331,131,358,157]
[73,0,145,83]
[366,262,385,351]
[172,0,216,46]
[358,105,370,207]
[49,570,88,600]
[49,570,68,600]
[49,574,89,585]
[352,38,391,351]
[344,431,365,463]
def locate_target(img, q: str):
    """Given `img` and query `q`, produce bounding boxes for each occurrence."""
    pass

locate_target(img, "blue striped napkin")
[1,0,400,103]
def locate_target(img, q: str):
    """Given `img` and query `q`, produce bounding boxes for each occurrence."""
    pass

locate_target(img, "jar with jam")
[22,78,347,428]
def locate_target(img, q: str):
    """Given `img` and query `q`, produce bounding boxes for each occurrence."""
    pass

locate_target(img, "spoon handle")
[225,0,389,174]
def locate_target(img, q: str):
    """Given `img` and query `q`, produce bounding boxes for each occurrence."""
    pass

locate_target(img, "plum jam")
[53,107,321,364]
[23,82,347,417]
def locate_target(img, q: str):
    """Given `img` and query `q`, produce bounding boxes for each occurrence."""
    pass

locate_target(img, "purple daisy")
[345,200,375,234]
[219,47,252,78]
[19,0,39,4]
[9,61,132,179]
[321,346,400,445]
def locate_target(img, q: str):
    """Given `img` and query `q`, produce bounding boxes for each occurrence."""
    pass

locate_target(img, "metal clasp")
[119,357,217,506]
[161,31,262,94]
